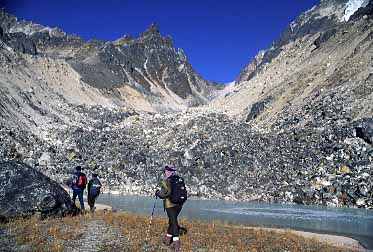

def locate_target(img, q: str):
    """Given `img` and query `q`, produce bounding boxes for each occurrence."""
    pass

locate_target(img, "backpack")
[89,178,101,195]
[169,175,187,205]
[77,173,87,189]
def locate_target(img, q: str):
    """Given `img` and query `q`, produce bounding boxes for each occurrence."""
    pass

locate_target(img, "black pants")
[166,205,182,237]
[88,193,99,209]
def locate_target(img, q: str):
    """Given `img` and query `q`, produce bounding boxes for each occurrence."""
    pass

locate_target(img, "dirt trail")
[65,219,123,252]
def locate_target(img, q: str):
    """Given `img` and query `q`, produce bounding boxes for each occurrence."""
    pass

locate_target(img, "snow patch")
[343,0,369,21]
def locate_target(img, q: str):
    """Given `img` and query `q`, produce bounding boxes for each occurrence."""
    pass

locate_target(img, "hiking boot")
[171,240,180,252]
[162,235,172,246]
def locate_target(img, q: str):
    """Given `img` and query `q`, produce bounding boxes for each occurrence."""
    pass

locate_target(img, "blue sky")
[1,0,319,83]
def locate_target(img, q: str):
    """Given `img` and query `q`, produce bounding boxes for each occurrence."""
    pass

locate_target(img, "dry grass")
[1,215,84,252]
[0,211,358,252]
[99,211,355,252]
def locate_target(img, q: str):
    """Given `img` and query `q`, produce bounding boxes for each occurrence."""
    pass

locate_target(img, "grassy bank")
[0,211,357,252]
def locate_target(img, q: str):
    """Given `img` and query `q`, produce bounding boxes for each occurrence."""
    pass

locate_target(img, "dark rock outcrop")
[313,29,337,49]
[246,96,273,122]
[3,32,37,55]
[0,160,76,219]
[354,118,373,145]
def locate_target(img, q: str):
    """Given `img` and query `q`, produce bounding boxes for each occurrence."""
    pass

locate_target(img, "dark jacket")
[88,178,102,195]
[157,177,179,209]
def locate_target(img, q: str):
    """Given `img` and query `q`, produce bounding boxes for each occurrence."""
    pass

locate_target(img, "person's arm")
[88,180,92,194]
[156,179,170,199]
[72,174,77,188]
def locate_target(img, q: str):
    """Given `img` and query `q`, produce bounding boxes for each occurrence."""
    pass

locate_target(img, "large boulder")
[313,29,337,49]
[354,118,373,145]
[246,96,273,122]
[0,160,76,219]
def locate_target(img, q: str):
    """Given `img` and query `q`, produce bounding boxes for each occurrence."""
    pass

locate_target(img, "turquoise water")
[97,194,373,249]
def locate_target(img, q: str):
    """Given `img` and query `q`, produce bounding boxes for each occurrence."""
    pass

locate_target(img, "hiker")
[155,165,187,252]
[88,173,102,212]
[71,166,87,210]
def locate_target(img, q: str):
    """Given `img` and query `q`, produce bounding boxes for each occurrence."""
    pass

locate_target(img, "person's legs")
[88,194,94,209]
[88,193,98,211]
[163,208,174,246]
[72,189,78,204]
[169,205,182,237]
[166,207,178,236]
[166,205,182,251]
[77,189,84,210]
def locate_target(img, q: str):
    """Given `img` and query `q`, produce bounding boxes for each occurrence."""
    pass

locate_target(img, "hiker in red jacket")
[71,166,87,210]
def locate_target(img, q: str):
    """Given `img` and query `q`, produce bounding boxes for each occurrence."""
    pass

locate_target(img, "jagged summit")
[114,23,173,48]
[140,22,161,37]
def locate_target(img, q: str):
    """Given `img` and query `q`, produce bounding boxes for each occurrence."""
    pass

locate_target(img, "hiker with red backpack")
[155,165,187,252]
[71,166,87,211]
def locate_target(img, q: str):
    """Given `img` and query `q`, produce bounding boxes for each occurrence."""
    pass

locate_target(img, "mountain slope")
[214,0,373,128]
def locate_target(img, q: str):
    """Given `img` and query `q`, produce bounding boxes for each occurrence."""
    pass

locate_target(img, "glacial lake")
[97,194,373,249]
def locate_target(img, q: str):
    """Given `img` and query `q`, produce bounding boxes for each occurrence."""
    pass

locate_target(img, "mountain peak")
[140,22,160,37]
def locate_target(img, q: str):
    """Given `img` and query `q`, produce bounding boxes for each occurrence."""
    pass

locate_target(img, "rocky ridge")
[0,9,222,113]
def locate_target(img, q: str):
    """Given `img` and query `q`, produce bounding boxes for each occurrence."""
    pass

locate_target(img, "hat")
[75,166,82,171]
[164,165,176,171]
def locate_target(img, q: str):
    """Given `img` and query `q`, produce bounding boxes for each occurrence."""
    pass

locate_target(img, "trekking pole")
[145,195,157,243]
